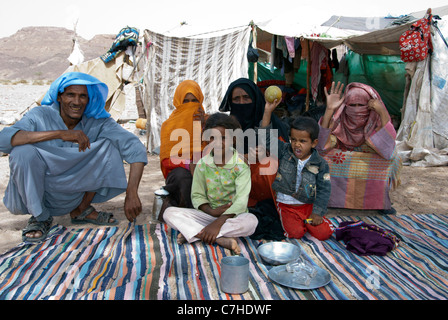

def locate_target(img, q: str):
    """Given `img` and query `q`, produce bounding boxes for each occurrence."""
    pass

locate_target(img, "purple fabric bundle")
[335,221,400,256]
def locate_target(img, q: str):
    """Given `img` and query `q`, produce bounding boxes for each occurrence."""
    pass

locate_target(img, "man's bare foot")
[25,230,42,238]
[70,206,116,224]
[177,233,187,245]
[69,191,115,224]
[216,237,241,255]
[23,216,53,241]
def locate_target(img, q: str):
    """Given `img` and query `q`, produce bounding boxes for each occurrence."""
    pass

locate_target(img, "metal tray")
[268,265,331,290]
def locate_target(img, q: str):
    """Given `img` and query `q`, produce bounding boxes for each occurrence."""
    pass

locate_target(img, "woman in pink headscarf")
[317,82,401,214]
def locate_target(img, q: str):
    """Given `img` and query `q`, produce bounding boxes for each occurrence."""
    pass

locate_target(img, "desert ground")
[1,84,447,254]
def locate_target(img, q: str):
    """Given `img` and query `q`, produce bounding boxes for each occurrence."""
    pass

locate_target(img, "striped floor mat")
[0,214,447,300]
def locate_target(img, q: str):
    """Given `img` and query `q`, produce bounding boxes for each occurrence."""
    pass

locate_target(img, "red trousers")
[276,202,334,241]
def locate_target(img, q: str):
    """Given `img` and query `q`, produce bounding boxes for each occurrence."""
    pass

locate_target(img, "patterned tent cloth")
[0,214,447,300]
[142,27,251,151]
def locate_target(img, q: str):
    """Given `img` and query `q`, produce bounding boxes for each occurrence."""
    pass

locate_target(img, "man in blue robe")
[0,72,148,242]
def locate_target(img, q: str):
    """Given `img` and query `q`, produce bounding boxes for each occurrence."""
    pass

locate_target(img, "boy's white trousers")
[163,207,258,243]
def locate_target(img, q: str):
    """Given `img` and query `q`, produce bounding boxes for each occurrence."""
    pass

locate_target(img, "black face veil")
[219,78,290,153]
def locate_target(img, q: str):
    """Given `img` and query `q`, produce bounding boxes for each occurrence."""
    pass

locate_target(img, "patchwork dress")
[317,123,401,210]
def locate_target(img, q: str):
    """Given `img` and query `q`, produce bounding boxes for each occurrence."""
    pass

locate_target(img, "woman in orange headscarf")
[160,80,206,177]
[158,80,207,220]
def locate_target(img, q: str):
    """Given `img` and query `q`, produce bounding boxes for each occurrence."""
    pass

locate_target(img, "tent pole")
[252,23,258,84]
[306,39,311,111]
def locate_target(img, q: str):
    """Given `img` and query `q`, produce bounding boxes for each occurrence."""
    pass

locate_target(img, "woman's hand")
[193,106,205,123]
[367,99,384,114]
[323,81,345,112]
[368,99,389,129]
[265,98,281,114]
[321,81,345,129]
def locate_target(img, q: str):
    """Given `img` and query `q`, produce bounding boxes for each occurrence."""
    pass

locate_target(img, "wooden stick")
[306,39,311,111]
[252,23,258,84]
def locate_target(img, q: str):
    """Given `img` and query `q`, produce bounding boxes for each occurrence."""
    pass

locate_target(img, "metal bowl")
[257,242,301,265]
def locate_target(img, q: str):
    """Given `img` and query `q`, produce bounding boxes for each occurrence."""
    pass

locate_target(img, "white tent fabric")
[340,5,448,55]
[142,26,251,151]
[67,39,85,66]
[396,15,448,166]
[256,5,448,54]
[321,16,394,32]
[37,51,131,121]
[256,17,365,50]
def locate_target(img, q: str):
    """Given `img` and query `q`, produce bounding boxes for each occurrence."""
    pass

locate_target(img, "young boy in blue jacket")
[258,100,334,240]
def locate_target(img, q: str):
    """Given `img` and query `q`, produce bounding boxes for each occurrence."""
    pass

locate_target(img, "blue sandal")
[22,216,53,243]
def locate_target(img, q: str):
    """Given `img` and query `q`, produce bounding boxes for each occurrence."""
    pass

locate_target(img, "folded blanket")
[335,220,400,256]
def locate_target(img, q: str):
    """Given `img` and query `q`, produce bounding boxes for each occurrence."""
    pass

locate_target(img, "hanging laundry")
[330,48,339,71]
[293,39,302,73]
[310,42,328,101]
[300,39,310,60]
[276,35,289,59]
[285,36,296,58]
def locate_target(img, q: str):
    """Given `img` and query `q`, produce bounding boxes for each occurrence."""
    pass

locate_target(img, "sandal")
[378,206,397,215]
[22,216,53,243]
[71,206,119,226]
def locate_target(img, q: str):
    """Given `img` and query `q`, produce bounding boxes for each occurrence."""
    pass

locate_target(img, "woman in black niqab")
[219,78,289,146]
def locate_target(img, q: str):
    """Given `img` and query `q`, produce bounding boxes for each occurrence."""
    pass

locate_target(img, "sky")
[1,0,447,39]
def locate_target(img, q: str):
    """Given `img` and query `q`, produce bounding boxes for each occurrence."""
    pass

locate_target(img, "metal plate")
[268,265,331,290]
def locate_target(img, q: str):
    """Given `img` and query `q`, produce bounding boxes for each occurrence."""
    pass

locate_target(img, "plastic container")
[136,118,147,130]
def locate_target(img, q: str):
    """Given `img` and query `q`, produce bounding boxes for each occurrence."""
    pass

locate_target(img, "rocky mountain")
[0,27,116,81]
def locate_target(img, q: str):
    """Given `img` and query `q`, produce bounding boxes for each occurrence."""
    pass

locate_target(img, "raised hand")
[321,81,345,129]
[265,98,281,114]
[324,81,345,112]
[261,98,281,128]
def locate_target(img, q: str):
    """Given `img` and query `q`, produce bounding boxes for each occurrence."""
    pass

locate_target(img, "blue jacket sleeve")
[311,160,331,216]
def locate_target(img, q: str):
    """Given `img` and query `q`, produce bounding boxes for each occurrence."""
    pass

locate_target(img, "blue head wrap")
[41,72,110,119]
